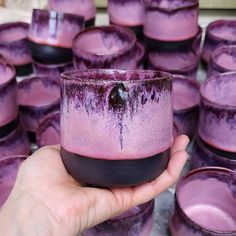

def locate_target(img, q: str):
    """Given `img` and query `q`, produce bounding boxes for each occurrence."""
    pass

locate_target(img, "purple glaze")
[61,70,172,187]
[0,22,31,67]
[73,26,137,70]
[0,58,18,127]
[135,42,145,69]
[173,123,179,139]
[18,76,60,133]
[48,0,96,22]
[208,45,236,78]
[202,20,236,64]
[199,72,236,153]
[83,200,154,236]
[173,75,200,138]
[148,51,199,80]
[33,60,74,81]
[108,0,145,27]
[0,155,27,207]
[190,136,236,171]
[144,0,199,42]
[170,167,236,235]
[192,26,203,56]
[36,111,60,147]
[0,124,30,159]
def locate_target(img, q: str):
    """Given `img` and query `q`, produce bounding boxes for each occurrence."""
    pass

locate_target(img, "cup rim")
[32,59,73,68]
[72,25,136,60]
[61,69,172,84]
[0,154,27,164]
[175,167,236,234]
[200,71,236,109]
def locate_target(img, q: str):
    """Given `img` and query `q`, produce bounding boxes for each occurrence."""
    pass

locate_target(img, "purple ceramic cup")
[190,135,236,171]
[170,167,236,235]
[173,75,200,138]
[73,26,138,70]
[0,155,27,208]
[202,20,236,66]
[144,0,199,51]
[28,9,85,64]
[0,58,18,137]
[108,0,145,39]
[148,51,199,80]
[60,70,173,187]
[48,0,96,28]
[199,72,236,153]
[0,22,32,76]
[0,124,30,158]
[33,60,74,82]
[17,76,60,137]
[208,45,236,78]
[83,200,154,236]
[36,111,60,147]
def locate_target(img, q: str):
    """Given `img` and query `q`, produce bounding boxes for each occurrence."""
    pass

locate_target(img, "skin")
[0,135,189,236]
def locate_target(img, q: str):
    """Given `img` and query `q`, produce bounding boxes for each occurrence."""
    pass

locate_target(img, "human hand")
[0,135,189,236]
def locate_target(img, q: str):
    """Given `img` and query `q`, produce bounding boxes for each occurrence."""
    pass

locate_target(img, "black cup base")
[85,18,95,28]
[144,35,195,51]
[0,115,19,139]
[28,40,73,64]
[61,147,170,188]
[15,63,33,76]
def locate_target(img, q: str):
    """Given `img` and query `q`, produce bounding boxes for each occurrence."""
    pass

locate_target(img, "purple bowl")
[48,0,96,28]
[0,58,18,133]
[190,135,236,171]
[36,111,60,147]
[0,124,30,159]
[60,70,173,187]
[135,42,145,69]
[73,26,137,70]
[18,76,60,135]
[148,51,199,80]
[83,200,154,236]
[0,22,32,76]
[208,45,236,78]
[170,167,236,235]
[33,60,74,82]
[28,9,85,64]
[144,0,199,51]
[0,155,27,208]
[202,20,236,65]
[173,75,200,138]
[199,72,236,153]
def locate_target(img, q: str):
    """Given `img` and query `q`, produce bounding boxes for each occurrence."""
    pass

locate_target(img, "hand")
[0,135,189,236]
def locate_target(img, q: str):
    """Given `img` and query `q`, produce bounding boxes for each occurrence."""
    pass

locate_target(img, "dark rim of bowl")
[0,123,23,143]
[61,69,172,84]
[18,76,60,110]
[33,59,73,68]
[200,71,236,109]
[176,167,236,235]
[173,74,200,114]
[0,154,28,164]
[72,25,136,60]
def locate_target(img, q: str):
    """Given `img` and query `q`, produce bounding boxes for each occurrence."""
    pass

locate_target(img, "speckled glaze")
[36,111,60,147]
[148,51,199,80]
[18,76,60,133]
[170,167,236,236]
[48,0,96,25]
[0,155,27,208]
[33,60,74,81]
[0,58,18,129]
[190,136,236,171]
[61,70,173,187]
[208,45,236,78]
[144,0,199,42]
[73,26,138,70]
[0,124,30,159]
[0,22,32,75]
[83,200,154,236]
[199,72,236,153]
[173,75,200,138]
[202,20,236,65]
[28,9,84,64]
